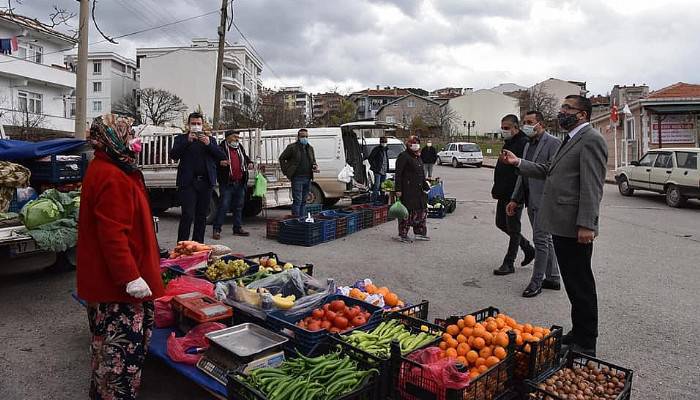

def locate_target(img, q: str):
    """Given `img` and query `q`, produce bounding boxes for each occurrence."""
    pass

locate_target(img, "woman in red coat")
[77,114,164,400]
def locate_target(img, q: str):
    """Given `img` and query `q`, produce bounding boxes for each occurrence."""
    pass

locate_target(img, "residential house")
[348,87,411,120]
[375,93,442,133]
[0,12,76,134]
[278,86,312,124]
[490,83,527,94]
[311,92,343,125]
[65,52,139,120]
[137,38,263,126]
[447,89,520,139]
[429,87,471,98]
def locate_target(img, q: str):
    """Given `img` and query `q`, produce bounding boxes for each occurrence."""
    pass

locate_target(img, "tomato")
[325,310,337,321]
[321,320,332,330]
[346,306,361,319]
[334,316,349,330]
[311,309,324,319]
[352,315,366,327]
[307,322,322,331]
[330,300,346,312]
[329,327,341,334]
[322,304,331,312]
[361,312,371,320]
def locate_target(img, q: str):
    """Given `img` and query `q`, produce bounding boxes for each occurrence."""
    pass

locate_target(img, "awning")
[643,103,700,114]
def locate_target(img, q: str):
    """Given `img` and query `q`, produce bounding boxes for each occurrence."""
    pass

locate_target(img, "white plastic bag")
[337,164,354,183]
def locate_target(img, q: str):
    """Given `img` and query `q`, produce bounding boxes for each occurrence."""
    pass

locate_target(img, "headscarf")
[89,114,141,172]
[406,135,421,157]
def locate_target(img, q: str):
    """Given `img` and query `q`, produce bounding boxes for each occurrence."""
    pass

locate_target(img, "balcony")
[223,53,241,68]
[0,54,75,88]
[222,73,241,89]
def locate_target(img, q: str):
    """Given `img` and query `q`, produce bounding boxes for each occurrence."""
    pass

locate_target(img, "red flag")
[10,36,17,51]
[610,104,618,123]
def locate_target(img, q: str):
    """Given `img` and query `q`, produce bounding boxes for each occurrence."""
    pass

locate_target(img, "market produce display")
[242,352,378,400]
[204,258,250,281]
[169,241,212,259]
[237,269,274,287]
[296,299,373,333]
[381,179,395,191]
[340,319,438,358]
[534,362,628,400]
[251,255,294,273]
[427,197,444,210]
[344,279,406,311]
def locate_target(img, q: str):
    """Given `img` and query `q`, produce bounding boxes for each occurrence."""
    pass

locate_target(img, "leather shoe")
[522,283,542,298]
[212,231,221,240]
[542,279,561,290]
[567,343,596,357]
[562,331,576,345]
[493,264,515,275]
[233,229,250,237]
[521,247,536,266]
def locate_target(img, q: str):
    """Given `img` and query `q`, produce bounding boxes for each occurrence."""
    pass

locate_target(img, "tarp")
[0,138,86,161]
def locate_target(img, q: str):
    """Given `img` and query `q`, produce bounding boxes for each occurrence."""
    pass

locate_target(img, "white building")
[447,89,521,138]
[65,52,139,120]
[0,12,76,133]
[136,38,263,126]
[490,83,527,94]
[530,78,588,108]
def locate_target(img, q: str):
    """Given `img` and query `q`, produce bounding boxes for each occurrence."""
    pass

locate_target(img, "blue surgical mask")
[299,138,309,145]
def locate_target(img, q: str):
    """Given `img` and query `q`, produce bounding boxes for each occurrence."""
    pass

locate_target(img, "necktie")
[556,134,571,156]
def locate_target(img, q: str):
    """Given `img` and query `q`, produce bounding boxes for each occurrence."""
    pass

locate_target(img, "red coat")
[77,151,164,303]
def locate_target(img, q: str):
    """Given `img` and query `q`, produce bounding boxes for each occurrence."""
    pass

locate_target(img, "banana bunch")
[272,294,296,309]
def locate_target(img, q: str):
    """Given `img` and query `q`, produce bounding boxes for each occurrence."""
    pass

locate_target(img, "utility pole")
[212,0,228,129]
[74,0,90,139]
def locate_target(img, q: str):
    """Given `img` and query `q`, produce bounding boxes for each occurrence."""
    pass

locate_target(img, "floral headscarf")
[89,114,142,172]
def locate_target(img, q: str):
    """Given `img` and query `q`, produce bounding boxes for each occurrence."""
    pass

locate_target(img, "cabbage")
[19,198,63,229]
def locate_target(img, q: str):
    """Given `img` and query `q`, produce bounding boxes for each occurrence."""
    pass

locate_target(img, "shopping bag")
[253,172,267,197]
[337,164,354,183]
[389,200,409,220]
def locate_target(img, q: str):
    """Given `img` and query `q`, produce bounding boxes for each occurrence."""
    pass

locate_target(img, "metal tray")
[205,323,288,358]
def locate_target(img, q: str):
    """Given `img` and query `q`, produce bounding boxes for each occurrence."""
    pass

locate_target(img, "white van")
[359,137,406,180]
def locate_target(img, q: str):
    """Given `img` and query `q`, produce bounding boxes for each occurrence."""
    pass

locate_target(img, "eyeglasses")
[560,104,583,112]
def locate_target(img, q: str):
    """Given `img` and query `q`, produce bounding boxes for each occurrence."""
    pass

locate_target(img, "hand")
[506,201,519,217]
[220,160,230,167]
[577,227,596,244]
[198,134,210,145]
[126,277,152,299]
[313,164,320,173]
[247,162,254,170]
[395,191,401,198]
[499,150,519,165]
[188,133,197,142]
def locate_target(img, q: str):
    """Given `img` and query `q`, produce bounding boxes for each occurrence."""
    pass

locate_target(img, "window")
[459,144,481,153]
[653,152,673,168]
[638,153,657,167]
[407,99,416,108]
[625,119,635,140]
[675,152,698,170]
[386,116,395,123]
[69,102,76,117]
[393,102,399,107]
[17,91,42,113]
[93,61,102,75]
[93,82,102,92]
[17,43,43,63]
[448,144,457,151]
[93,101,102,112]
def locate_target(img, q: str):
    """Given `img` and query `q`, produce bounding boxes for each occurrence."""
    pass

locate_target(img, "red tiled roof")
[589,95,610,105]
[647,82,700,99]
[355,88,411,97]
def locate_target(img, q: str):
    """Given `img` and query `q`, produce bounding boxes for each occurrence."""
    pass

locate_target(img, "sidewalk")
[482,157,617,184]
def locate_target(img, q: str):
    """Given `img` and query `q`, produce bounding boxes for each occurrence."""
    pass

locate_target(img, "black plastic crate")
[319,210,349,238]
[278,219,323,247]
[391,300,430,321]
[305,203,323,215]
[348,206,373,229]
[515,326,563,382]
[315,215,337,242]
[444,198,457,214]
[265,214,295,239]
[227,337,381,400]
[427,207,446,219]
[524,351,633,400]
[243,251,314,276]
[29,153,87,183]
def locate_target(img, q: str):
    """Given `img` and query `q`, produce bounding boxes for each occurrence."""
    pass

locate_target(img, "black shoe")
[233,229,250,237]
[568,343,596,357]
[542,279,561,290]
[493,264,515,275]
[562,331,576,345]
[521,247,536,266]
[212,231,221,240]
[522,283,542,298]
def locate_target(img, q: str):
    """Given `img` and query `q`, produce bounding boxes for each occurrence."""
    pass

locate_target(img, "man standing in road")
[367,136,389,203]
[507,111,562,298]
[279,128,319,217]
[500,95,608,356]
[492,114,536,276]
[421,140,438,179]
[213,130,254,239]
[170,112,226,243]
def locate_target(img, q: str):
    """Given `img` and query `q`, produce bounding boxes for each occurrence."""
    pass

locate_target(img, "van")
[359,136,406,180]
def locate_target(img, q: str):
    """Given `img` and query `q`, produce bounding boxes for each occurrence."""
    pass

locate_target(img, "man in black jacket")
[213,130,254,239]
[492,114,535,275]
[420,140,438,178]
[279,129,319,217]
[367,137,389,203]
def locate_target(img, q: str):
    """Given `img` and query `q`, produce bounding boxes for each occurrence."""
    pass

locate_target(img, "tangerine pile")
[438,313,551,380]
[349,284,404,308]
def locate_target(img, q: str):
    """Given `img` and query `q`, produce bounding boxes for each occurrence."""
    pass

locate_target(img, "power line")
[231,21,280,80]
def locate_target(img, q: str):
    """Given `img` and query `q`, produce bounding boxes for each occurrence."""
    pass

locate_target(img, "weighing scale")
[196,323,288,385]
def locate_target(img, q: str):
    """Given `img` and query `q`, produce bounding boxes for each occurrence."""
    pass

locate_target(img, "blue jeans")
[371,173,386,203]
[292,176,311,217]
[213,181,246,232]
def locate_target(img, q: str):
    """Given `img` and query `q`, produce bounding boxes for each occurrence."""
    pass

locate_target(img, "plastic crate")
[305,203,323,215]
[348,206,374,229]
[427,181,444,201]
[29,154,87,183]
[278,219,323,247]
[315,215,337,242]
[267,294,383,355]
[227,337,381,400]
[444,197,457,214]
[427,207,446,218]
[243,251,314,276]
[370,204,389,225]
[515,325,563,382]
[265,214,295,239]
[338,210,360,234]
[391,300,430,321]
[319,210,349,238]
[524,351,633,400]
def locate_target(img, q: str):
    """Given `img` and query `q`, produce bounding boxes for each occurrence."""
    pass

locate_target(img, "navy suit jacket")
[170,134,226,187]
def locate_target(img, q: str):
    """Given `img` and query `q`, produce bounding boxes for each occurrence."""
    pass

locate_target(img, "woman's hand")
[126,277,152,298]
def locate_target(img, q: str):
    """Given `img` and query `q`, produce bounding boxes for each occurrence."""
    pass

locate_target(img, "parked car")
[360,136,406,180]
[437,142,483,168]
[615,148,700,207]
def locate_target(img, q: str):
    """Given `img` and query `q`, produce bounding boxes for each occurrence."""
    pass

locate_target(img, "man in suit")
[492,114,536,276]
[213,130,254,239]
[500,95,608,356]
[170,112,226,243]
[507,110,562,298]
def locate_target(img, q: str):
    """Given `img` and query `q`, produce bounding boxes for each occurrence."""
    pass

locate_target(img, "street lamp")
[463,120,467,137]
[465,120,475,142]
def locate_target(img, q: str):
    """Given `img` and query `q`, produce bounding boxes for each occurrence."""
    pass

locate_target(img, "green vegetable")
[340,319,439,358]
[20,198,62,229]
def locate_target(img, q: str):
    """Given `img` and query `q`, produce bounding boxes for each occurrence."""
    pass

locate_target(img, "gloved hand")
[126,277,152,299]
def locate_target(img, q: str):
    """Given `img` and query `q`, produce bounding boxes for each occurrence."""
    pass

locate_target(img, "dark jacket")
[217,140,252,186]
[395,150,429,211]
[367,145,389,174]
[279,141,317,179]
[420,146,438,164]
[170,133,226,187]
[491,130,528,200]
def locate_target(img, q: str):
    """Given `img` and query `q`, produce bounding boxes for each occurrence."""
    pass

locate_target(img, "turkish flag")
[610,105,618,123]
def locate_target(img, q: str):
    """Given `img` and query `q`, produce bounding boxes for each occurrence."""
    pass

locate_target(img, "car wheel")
[618,176,634,196]
[475,162,482,168]
[306,183,324,205]
[452,158,460,168]
[665,184,687,208]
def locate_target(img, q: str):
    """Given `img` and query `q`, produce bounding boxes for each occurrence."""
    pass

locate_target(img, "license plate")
[10,240,38,257]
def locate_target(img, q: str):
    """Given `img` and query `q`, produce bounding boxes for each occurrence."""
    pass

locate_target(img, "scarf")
[89,114,140,172]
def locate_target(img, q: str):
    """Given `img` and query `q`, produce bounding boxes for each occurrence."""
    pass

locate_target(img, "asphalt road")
[1,165,698,399]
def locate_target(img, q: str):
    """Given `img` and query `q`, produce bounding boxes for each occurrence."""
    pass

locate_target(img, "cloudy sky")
[15,0,700,95]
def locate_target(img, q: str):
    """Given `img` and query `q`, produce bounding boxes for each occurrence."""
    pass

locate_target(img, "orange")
[377,287,390,297]
[522,323,533,334]
[456,319,465,329]
[457,343,470,356]
[463,315,477,328]
[478,346,492,359]
[456,334,467,344]
[461,327,474,337]
[483,332,494,345]
[447,338,459,349]
[467,336,475,346]
[442,333,452,342]
[543,328,551,336]
[475,357,486,367]
[515,334,524,346]
[522,333,534,342]
[472,337,486,350]
[472,325,486,338]
[456,356,468,365]
[494,332,509,347]
[527,336,540,343]
[523,344,531,354]
[466,350,479,364]
[485,321,498,332]
[478,365,489,374]
[469,370,480,380]
[439,341,448,351]
[384,293,399,307]
[365,284,377,294]
[485,356,500,367]
[493,346,507,360]
[505,316,517,328]
[445,348,458,359]
[484,316,496,324]
[495,319,506,330]
[349,288,363,299]
[446,325,460,337]
[533,326,544,334]
[533,331,544,340]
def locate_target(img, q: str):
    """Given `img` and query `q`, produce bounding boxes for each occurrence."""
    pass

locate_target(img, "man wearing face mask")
[420,140,438,179]
[500,95,608,356]
[279,128,319,217]
[213,130,254,239]
[492,114,536,276]
[170,112,226,243]
[507,111,562,298]
[367,136,390,204]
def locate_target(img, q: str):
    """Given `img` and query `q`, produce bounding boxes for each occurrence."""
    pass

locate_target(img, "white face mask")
[228,141,239,148]
[190,124,203,133]
[380,142,387,147]
[427,143,432,147]
[501,129,514,140]
[410,143,420,151]
[522,125,536,137]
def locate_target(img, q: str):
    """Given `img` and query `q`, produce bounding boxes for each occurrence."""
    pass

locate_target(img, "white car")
[615,148,700,207]
[360,137,406,180]
[437,142,484,168]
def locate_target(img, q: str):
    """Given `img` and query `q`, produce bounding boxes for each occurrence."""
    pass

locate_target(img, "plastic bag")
[389,200,409,220]
[154,298,175,328]
[404,347,470,398]
[161,275,215,302]
[337,164,354,183]
[159,251,210,274]
[253,172,267,197]
[166,322,227,365]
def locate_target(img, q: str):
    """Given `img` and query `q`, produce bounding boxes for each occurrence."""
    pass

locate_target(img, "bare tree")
[1,1,76,33]
[527,85,558,122]
[221,101,263,129]
[139,88,188,126]
[329,99,356,126]
[421,104,459,137]
[112,94,142,124]
[259,91,306,129]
